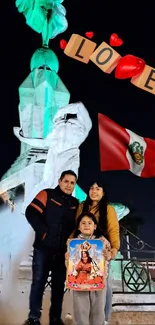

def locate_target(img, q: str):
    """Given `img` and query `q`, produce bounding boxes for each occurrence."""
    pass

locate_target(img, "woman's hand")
[100,236,111,249]
[103,249,111,261]
[110,248,118,259]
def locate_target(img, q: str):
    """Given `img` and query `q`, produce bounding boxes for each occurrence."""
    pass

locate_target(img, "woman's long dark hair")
[82,180,108,237]
[73,212,103,238]
[81,250,92,263]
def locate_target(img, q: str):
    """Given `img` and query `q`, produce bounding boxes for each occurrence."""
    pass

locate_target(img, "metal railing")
[113,257,155,294]
[110,226,155,309]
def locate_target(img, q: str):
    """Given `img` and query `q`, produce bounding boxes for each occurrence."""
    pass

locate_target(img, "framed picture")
[66,239,105,291]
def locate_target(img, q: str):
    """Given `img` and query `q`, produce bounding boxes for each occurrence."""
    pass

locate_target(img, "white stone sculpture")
[14,101,92,208]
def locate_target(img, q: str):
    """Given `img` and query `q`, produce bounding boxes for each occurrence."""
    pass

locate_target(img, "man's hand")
[110,248,118,260]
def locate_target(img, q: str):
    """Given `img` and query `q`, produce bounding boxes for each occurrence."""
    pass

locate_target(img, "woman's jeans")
[105,263,112,322]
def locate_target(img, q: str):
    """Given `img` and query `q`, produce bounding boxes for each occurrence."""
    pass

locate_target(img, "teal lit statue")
[15,0,68,46]
[1,1,130,222]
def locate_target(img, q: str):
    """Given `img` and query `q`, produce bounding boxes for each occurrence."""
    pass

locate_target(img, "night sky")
[1,1,155,246]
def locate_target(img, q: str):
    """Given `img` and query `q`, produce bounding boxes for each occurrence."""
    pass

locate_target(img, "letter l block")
[64,34,97,64]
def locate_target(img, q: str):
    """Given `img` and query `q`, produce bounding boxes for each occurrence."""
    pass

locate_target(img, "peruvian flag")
[98,113,155,177]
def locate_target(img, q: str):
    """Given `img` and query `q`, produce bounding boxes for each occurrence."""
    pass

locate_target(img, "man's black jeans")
[29,248,66,323]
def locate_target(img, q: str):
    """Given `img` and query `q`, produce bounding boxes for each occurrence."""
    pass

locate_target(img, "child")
[65,212,111,325]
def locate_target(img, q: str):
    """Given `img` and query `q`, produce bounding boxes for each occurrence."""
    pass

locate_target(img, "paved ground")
[0,280,155,325]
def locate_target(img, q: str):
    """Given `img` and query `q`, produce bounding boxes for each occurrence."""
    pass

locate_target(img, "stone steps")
[110,311,155,324]
[0,284,155,324]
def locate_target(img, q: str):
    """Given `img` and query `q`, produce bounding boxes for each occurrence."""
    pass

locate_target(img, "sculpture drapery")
[15,0,68,47]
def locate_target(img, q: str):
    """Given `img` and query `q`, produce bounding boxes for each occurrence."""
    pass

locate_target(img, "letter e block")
[90,42,121,74]
[64,34,97,64]
[131,65,155,95]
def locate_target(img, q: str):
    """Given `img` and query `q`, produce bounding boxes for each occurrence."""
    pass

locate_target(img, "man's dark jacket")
[25,186,79,254]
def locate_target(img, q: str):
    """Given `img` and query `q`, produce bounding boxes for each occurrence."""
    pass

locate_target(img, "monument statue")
[15,0,68,47]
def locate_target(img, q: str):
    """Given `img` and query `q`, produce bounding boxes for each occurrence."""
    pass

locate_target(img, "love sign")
[63,34,155,95]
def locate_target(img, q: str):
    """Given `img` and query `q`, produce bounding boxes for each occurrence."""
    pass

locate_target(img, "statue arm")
[75,102,92,135]
[15,0,34,13]
[53,102,92,139]
[13,127,49,148]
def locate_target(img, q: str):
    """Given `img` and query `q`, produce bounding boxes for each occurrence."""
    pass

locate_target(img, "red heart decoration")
[60,39,67,50]
[110,33,123,47]
[115,55,146,79]
[85,31,94,39]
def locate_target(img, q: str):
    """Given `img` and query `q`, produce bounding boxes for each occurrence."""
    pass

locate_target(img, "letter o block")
[90,42,121,74]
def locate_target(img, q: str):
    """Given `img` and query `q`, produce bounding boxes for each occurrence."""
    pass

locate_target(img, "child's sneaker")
[64,313,73,325]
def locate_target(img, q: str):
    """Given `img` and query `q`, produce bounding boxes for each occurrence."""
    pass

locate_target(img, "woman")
[75,250,92,284]
[64,181,120,324]
[70,180,120,258]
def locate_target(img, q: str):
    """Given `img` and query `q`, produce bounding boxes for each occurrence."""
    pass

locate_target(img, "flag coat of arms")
[98,113,155,177]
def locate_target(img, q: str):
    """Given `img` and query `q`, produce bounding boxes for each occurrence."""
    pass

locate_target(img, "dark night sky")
[1,1,155,245]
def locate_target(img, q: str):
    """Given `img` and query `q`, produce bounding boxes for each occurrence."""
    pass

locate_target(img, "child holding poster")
[65,212,111,325]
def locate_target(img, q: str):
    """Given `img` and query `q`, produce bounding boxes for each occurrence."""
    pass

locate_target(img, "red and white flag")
[98,113,155,177]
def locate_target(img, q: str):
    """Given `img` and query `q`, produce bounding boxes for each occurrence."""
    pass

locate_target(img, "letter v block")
[64,34,97,64]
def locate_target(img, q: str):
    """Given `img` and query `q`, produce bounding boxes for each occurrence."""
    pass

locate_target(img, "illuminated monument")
[0,0,130,218]
[0,46,92,209]
[0,0,92,207]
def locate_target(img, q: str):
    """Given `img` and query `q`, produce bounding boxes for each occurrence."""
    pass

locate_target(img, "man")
[24,170,79,325]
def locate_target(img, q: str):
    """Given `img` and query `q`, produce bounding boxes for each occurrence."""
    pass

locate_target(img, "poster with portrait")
[66,239,105,291]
